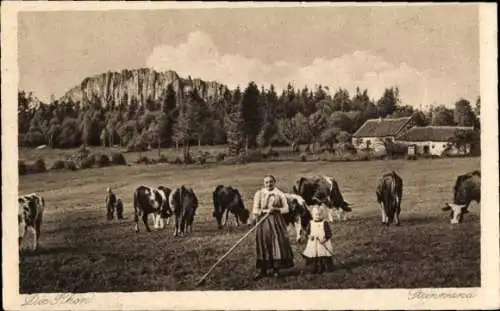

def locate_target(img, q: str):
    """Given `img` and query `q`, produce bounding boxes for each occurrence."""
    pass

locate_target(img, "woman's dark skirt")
[255,212,294,270]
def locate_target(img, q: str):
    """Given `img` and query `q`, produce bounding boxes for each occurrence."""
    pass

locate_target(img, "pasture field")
[18,156,481,292]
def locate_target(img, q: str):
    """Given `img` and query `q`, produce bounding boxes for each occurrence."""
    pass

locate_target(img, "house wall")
[353,136,388,153]
[395,140,472,156]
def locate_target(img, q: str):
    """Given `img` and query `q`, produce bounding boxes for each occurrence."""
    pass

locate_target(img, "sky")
[18,5,480,109]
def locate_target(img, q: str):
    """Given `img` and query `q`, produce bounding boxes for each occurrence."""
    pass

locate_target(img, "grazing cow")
[169,186,198,237]
[105,188,124,220]
[292,176,352,222]
[283,193,312,242]
[442,170,481,224]
[132,185,172,233]
[376,171,403,226]
[18,193,45,250]
[212,185,250,229]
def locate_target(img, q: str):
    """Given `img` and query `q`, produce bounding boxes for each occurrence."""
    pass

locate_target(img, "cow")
[283,193,312,243]
[169,186,198,237]
[376,171,403,226]
[442,170,481,224]
[105,187,124,220]
[212,185,250,229]
[292,175,352,222]
[18,193,45,251]
[132,185,172,233]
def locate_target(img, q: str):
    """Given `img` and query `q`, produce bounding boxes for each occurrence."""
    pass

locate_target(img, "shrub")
[33,158,47,173]
[135,156,151,165]
[158,155,169,163]
[65,160,78,171]
[242,150,263,163]
[196,152,208,165]
[299,152,307,162]
[111,152,127,165]
[405,154,417,161]
[215,152,226,163]
[172,156,183,165]
[262,148,279,159]
[51,160,66,170]
[19,161,26,175]
[95,154,111,167]
[80,157,94,169]
[183,153,195,164]
[356,151,371,161]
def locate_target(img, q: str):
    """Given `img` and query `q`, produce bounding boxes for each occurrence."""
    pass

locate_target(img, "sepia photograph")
[2,2,498,310]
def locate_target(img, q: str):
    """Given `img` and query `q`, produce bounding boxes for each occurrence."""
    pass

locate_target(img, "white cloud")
[146,31,465,109]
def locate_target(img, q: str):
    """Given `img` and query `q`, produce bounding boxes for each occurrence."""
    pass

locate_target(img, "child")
[302,205,334,273]
[105,187,124,220]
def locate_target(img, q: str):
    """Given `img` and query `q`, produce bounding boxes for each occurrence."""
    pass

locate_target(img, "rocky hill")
[59,68,230,107]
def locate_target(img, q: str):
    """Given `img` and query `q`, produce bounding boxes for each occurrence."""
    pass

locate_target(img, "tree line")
[18,81,481,158]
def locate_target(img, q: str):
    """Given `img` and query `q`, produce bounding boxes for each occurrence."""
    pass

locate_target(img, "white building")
[352,116,414,154]
[395,126,474,156]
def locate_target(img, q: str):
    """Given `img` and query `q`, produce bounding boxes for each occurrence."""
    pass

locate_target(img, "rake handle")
[195,212,271,287]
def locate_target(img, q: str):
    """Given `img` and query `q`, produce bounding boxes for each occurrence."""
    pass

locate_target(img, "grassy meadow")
[18,148,481,292]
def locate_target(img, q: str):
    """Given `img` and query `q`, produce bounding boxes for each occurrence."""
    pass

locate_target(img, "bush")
[111,152,127,165]
[33,158,47,173]
[158,155,169,163]
[300,153,307,162]
[215,152,226,163]
[355,151,371,161]
[135,156,151,165]
[262,148,279,159]
[183,153,195,164]
[172,156,183,165]
[51,160,66,170]
[405,154,417,161]
[95,154,111,167]
[19,161,26,175]
[196,152,208,165]
[242,150,263,163]
[65,160,78,171]
[80,157,94,169]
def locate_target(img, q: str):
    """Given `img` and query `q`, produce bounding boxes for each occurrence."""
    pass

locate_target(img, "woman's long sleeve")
[253,190,262,215]
[278,191,289,214]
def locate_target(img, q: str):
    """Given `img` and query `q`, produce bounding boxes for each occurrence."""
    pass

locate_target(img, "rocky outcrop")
[59,68,230,107]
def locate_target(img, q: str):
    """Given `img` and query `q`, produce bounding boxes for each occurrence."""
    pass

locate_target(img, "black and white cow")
[442,170,481,224]
[376,171,403,226]
[212,185,250,229]
[169,186,198,237]
[293,175,352,222]
[283,193,312,243]
[18,193,45,250]
[133,185,172,233]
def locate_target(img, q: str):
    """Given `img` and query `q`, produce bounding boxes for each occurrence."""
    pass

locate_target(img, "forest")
[18,74,481,161]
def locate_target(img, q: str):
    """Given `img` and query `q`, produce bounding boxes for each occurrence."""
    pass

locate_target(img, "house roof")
[352,117,412,138]
[396,126,474,142]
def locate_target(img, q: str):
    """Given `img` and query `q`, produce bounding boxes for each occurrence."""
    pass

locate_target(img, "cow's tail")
[384,176,396,222]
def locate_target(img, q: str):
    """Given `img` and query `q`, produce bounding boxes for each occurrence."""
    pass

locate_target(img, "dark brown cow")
[212,185,250,229]
[293,176,352,222]
[376,171,403,226]
[133,185,172,233]
[442,170,480,224]
[18,193,45,250]
[169,186,198,237]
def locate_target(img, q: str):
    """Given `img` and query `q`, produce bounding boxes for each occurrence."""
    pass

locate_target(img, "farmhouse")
[352,116,414,153]
[395,126,474,156]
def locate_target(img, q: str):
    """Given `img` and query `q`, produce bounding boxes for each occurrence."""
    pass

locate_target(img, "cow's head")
[442,203,469,224]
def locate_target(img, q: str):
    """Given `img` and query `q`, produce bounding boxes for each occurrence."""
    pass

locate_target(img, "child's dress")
[302,219,334,273]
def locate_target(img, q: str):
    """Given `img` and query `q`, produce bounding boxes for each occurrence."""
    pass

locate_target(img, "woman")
[252,175,294,279]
